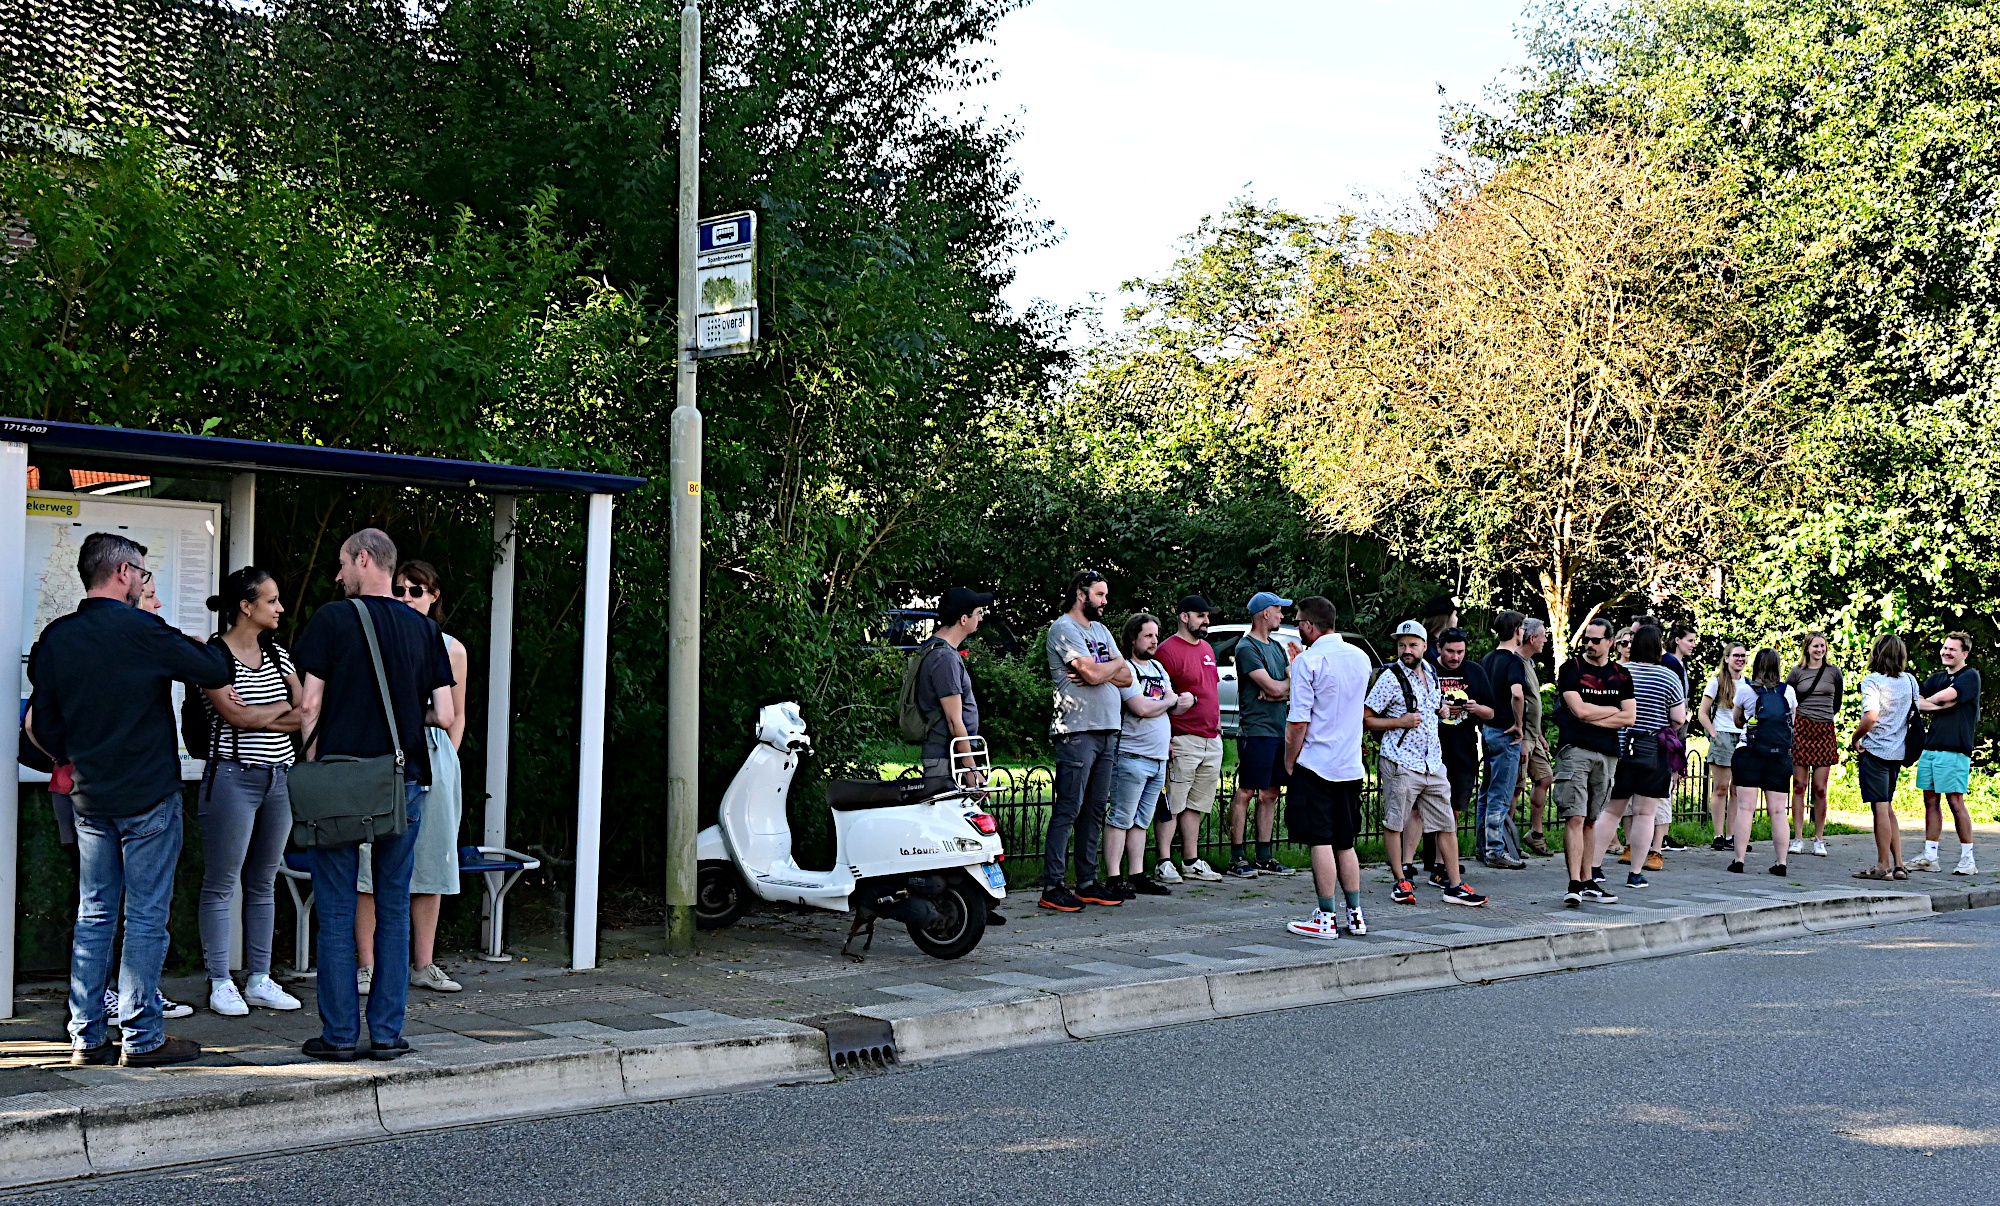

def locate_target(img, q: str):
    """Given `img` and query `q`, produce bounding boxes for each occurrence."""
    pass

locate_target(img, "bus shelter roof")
[0,418,647,495]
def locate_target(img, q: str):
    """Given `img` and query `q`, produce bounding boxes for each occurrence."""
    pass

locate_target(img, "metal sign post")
[666,0,702,956]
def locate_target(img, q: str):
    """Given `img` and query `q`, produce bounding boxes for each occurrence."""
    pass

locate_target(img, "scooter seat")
[825,775,956,810]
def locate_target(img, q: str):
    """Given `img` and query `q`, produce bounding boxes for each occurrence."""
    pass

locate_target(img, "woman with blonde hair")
[1850,634,1918,879]
[1729,649,1796,875]
[1786,632,1845,858]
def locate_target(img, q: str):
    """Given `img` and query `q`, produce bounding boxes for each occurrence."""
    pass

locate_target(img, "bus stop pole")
[665,0,701,956]
[573,493,613,971]
[0,440,29,1018]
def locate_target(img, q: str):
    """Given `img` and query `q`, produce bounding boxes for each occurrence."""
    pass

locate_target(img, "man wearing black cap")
[916,587,993,780]
[1156,595,1228,878]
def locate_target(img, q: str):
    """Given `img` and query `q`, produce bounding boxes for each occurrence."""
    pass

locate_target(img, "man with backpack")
[903,587,993,781]
[28,533,232,1068]
[1369,621,1487,907]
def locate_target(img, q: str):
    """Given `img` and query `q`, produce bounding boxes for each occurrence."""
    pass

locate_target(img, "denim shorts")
[1106,751,1168,830]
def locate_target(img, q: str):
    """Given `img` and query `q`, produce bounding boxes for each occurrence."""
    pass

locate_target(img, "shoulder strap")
[351,599,404,771]
[1807,663,1829,698]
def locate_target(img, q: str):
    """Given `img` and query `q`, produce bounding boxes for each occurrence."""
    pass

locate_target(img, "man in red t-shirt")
[1152,594,1227,882]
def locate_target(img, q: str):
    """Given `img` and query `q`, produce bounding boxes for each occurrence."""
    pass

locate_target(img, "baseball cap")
[1393,619,1429,640]
[1246,591,1292,614]
[1177,594,1213,614]
[1421,594,1457,619]
[939,586,994,624]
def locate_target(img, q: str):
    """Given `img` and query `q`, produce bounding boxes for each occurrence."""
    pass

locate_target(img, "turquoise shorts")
[1916,749,1972,796]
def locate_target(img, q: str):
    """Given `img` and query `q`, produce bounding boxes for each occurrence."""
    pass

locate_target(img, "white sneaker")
[242,974,302,1011]
[1788,839,1806,855]
[209,979,249,1017]
[1346,905,1369,936]
[1908,854,1942,872]
[1286,909,1341,939]
[1811,839,1828,857]
[1955,851,1978,876]
[357,965,373,996]
[411,963,463,992]
[1184,858,1224,882]
[1153,859,1184,884]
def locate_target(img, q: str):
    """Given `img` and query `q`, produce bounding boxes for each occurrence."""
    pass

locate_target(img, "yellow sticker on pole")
[687,480,701,495]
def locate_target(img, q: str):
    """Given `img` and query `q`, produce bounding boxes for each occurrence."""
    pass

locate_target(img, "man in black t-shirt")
[1912,632,1982,874]
[1475,612,1533,868]
[1420,629,1493,883]
[1553,617,1634,906]
[293,528,456,1062]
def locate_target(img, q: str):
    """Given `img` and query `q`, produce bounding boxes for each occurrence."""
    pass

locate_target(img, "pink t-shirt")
[1156,633,1220,738]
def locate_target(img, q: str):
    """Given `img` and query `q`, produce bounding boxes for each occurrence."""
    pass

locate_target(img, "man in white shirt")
[1282,596,1374,938]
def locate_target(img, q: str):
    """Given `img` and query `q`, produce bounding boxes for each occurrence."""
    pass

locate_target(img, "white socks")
[1961,843,1976,858]
[1927,840,1941,859]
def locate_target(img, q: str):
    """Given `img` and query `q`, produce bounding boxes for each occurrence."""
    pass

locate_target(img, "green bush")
[966,630,1052,761]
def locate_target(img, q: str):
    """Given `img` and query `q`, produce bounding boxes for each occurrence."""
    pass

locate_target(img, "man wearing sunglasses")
[1552,616,1635,906]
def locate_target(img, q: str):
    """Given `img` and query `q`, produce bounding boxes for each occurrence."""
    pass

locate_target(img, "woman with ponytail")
[196,567,305,1017]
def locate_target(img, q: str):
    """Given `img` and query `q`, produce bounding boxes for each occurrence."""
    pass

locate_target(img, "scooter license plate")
[980,862,1006,890]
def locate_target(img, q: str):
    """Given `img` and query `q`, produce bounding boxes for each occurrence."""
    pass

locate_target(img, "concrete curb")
[0,891,1933,1190]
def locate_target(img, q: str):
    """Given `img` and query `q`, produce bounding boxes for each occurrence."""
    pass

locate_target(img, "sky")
[952,0,1533,328]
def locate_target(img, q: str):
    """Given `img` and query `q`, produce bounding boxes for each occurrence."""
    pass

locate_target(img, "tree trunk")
[1539,568,1572,676]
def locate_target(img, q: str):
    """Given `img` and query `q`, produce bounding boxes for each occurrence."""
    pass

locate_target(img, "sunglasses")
[392,583,433,598]
[1584,635,1610,645]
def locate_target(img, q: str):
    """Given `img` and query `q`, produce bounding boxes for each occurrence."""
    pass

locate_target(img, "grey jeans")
[1044,730,1116,888]
[198,761,293,980]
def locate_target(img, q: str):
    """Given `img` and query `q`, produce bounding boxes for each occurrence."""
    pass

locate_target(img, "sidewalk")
[0,830,1973,1188]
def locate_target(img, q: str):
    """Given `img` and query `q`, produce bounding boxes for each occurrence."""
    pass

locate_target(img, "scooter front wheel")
[907,872,988,959]
[696,861,752,930]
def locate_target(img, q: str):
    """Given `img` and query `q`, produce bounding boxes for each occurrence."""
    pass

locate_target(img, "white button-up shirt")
[1287,632,1371,781]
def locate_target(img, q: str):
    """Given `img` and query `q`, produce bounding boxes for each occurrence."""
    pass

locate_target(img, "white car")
[1209,624,1384,737]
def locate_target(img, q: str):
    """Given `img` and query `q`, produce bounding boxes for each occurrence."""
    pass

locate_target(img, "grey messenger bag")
[288,598,410,849]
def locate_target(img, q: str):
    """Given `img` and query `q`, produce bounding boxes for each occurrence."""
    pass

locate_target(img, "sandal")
[1852,867,1893,880]
[1892,867,1910,880]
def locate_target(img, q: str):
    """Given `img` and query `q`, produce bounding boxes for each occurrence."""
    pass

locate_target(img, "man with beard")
[1370,622,1488,907]
[1041,570,1134,912]
[1421,628,1493,885]
[1155,596,1230,877]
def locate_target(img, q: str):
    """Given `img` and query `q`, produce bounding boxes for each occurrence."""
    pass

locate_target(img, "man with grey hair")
[29,532,231,1067]
[293,528,457,1061]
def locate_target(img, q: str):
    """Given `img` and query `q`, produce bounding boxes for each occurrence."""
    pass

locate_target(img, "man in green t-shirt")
[1229,591,1301,877]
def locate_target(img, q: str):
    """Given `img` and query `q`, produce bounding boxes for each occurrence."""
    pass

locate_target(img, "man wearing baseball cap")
[1154,594,1227,882]
[1229,591,1300,877]
[1368,620,1486,907]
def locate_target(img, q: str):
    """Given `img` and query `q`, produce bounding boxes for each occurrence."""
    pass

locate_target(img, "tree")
[1256,136,1788,667]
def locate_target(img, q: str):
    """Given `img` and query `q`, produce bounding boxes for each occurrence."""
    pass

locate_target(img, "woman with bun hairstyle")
[196,567,306,1016]
[356,560,469,993]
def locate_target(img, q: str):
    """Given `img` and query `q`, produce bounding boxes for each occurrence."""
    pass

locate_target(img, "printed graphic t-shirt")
[1555,658,1634,757]
[1046,614,1122,735]
[1155,633,1220,739]
[1119,656,1173,761]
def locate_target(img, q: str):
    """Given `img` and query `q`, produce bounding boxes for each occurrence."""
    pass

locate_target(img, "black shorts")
[1733,746,1793,794]
[1443,749,1479,812]
[1235,735,1290,791]
[1287,766,1362,850]
[1611,750,1672,800]
[1858,750,1901,805]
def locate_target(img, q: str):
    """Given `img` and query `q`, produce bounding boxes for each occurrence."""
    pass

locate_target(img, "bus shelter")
[0,417,647,1018]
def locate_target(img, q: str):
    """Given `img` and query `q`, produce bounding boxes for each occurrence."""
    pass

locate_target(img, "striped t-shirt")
[1620,661,1688,758]
[205,642,298,766]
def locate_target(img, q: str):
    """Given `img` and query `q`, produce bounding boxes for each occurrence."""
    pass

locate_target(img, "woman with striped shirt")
[197,567,306,1017]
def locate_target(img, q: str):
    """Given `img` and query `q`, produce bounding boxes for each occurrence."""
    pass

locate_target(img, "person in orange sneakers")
[1369,622,1487,908]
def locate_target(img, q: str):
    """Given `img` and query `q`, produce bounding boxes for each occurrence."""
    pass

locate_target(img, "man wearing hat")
[1229,591,1300,877]
[1154,594,1228,882]
[916,587,994,780]
[1368,620,1487,906]
[1421,595,1459,663]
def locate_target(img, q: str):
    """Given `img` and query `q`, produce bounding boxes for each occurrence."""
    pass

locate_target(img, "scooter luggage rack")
[948,734,994,795]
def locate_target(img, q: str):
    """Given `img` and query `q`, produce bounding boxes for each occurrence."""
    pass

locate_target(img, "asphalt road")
[14,913,2000,1206]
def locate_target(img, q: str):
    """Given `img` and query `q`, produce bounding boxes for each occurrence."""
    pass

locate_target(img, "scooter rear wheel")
[695,861,752,930]
[907,872,988,959]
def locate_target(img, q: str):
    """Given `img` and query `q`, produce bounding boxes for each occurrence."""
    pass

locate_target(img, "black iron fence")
[945,743,1734,887]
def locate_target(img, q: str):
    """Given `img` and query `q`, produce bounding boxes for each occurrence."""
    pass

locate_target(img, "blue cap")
[1246,591,1292,615]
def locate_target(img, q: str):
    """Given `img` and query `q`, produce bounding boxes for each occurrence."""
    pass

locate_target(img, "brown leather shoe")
[70,1042,118,1066]
[120,1036,201,1067]
[1644,851,1665,872]
[1524,831,1552,857]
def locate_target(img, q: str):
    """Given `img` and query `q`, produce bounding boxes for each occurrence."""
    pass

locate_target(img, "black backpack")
[1747,682,1794,757]
[179,639,226,762]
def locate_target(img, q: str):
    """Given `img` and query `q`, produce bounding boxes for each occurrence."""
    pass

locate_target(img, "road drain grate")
[802,1012,897,1071]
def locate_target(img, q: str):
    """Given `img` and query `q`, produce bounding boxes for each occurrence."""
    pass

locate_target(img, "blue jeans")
[1478,726,1521,858]
[68,791,184,1054]
[1105,750,1168,830]
[308,783,424,1049]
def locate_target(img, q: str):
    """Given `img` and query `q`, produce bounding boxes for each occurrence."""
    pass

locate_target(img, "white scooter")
[694,702,1008,959]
